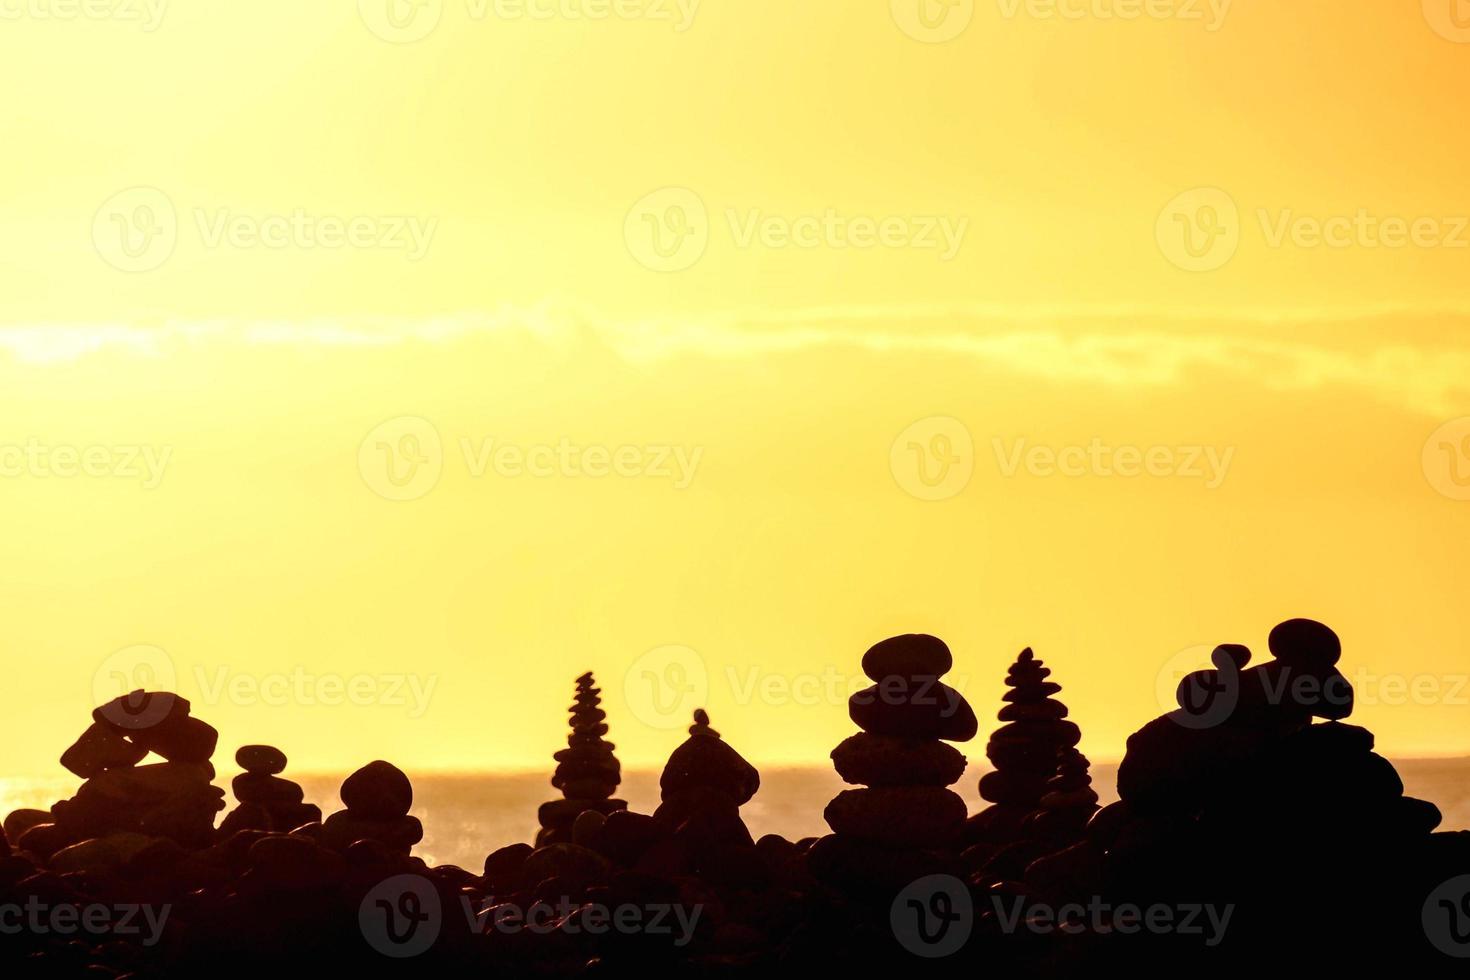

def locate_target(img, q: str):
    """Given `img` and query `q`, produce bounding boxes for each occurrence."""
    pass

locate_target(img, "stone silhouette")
[218,744,322,837]
[966,647,1086,846]
[652,708,761,883]
[811,633,975,892]
[320,759,422,853]
[536,671,626,846]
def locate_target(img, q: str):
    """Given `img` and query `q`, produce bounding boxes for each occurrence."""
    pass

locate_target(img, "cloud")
[3,305,1468,417]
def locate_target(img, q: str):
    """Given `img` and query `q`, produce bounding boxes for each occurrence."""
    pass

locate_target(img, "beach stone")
[48,833,158,874]
[660,710,761,805]
[16,822,72,860]
[248,834,346,890]
[848,680,978,741]
[522,843,610,888]
[483,842,533,890]
[231,773,305,807]
[235,745,287,775]
[977,770,1051,806]
[60,722,148,778]
[5,809,53,843]
[861,633,952,682]
[1268,618,1341,668]
[823,786,966,847]
[340,760,412,819]
[830,733,967,787]
[320,810,423,853]
[92,690,189,733]
[131,714,218,763]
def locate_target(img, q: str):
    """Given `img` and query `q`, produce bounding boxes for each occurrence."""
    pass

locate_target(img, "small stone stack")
[1025,746,1099,843]
[653,709,762,882]
[536,672,626,846]
[966,649,1082,845]
[811,635,975,890]
[218,745,322,838]
[320,760,422,854]
[26,691,226,856]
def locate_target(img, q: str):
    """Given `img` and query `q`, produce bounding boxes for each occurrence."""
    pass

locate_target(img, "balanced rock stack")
[653,709,761,882]
[966,648,1082,846]
[1099,619,1457,967]
[1025,745,1098,843]
[812,634,975,890]
[536,672,626,846]
[23,691,226,856]
[320,760,422,854]
[218,745,322,838]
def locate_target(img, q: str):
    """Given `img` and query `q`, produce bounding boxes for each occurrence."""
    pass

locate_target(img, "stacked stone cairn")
[19,691,226,861]
[320,760,422,854]
[810,634,976,893]
[536,672,626,846]
[1093,619,1462,970]
[965,648,1086,849]
[218,744,322,837]
[652,708,761,883]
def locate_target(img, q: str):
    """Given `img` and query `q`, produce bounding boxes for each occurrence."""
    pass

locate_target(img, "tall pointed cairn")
[536,672,626,846]
[965,647,1094,846]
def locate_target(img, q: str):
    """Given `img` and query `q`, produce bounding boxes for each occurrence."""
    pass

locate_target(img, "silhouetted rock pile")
[1090,619,1465,971]
[218,744,322,837]
[321,760,423,853]
[811,634,975,893]
[650,709,761,884]
[966,648,1085,849]
[537,672,626,846]
[24,692,226,860]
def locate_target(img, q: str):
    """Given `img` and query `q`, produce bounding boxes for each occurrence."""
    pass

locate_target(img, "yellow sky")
[1,1,1469,778]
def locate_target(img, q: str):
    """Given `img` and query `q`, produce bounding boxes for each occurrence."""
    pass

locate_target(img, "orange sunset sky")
[1,1,1469,782]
